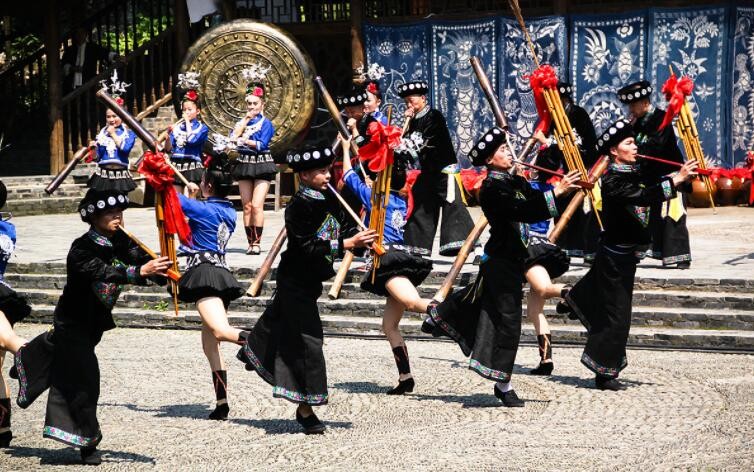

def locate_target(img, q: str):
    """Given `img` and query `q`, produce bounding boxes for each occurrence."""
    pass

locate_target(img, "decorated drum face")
[179,19,317,156]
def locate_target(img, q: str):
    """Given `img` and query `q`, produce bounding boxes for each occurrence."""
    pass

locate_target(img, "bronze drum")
[179,19,317,156]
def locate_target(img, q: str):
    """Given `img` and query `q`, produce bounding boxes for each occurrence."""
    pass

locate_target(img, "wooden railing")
[60,26,176,161]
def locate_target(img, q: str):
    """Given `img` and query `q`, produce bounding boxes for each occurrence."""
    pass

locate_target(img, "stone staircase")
[2,106,284,216]
[8,261,754,351]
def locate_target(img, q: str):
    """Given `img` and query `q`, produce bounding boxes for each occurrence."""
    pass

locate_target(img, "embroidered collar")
[174,119,203,148]
[87,228,113,247]
[609,163,637,173]
[414,105,430,119]
[487,170,513,181]
[300,186,325,200]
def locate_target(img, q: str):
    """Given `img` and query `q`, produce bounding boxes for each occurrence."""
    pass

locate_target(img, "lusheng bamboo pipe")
[433,215,488,303]
[637,154,711,176]
[246,227,287,297]
[45,145,94,195]
[118,226,181,282]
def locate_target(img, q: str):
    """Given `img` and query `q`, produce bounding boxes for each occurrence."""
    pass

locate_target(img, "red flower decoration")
[184,90,199,102]
[252,87,264,97]
[659,73,693,130]
[527,65,559,134]
[367,82,378,94]
[358,120,402,173]
[115,97,125,106]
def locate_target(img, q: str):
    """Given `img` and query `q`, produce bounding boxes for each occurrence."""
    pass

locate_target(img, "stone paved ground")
[1,326,752,471]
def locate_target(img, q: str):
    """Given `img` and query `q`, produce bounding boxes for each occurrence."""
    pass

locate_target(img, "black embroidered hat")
[336,87,367,108]
[285,145,335,172]
[617,80,653,104]
[0,181,6,210]
[78,188,130,222]
[596,118,635,156]
[468,126,507,167]
[397,80,429,98]
[557,82,573,97]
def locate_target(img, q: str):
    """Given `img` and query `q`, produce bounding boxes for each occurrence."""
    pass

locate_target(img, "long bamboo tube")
[246,227,287,297]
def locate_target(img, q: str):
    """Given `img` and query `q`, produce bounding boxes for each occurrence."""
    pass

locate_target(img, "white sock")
[496,381,513,393]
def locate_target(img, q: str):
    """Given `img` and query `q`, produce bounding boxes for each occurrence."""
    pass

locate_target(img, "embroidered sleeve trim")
[329,239,339,258]
[544,190,558,217]
[661,178,674,200]
[126,265,139,284]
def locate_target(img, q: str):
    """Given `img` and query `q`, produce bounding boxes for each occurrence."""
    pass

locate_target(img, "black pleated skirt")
[232,152,277,181]
[360,249,433,297]
[87,169,137,193]
[177,262,244,308]
[523,235,570,279]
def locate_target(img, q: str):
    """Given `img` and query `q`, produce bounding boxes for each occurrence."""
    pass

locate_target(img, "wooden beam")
[350,0,365,84]
[174,0,190,67]
[219,0,237,20]
[44,0,64,174]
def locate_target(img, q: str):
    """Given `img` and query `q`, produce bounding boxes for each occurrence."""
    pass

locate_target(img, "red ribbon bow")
[138,151,192,245]
[358,120,403,173]
[527,65,559,135]
[460,167,487,200]
[659,73,694,131]
[404,169,421,219]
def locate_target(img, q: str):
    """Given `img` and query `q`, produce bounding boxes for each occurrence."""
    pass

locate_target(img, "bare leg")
[201,325,224,372]
[525,265,559,372]
[238,180,254,231]
[250,179,270,228]
[196,297,242,345]
[384,276,431,314]
[0,313,25,354]
[0,353,8,399]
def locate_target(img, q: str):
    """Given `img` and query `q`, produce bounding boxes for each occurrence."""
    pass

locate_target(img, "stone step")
[4,197,81,216]
[16,287,754,331]
[6,264,754,294]
[19,305,754,351]
[7,273,754,311]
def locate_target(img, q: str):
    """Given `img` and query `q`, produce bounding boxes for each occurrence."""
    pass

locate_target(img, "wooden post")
[174,0,190,67]
[219,0,237,20]
[44,0,64,174]
[350,0,365,84]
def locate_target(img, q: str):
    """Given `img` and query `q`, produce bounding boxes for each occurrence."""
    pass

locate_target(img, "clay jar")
[688,177,717,208]
[715,176,742,206]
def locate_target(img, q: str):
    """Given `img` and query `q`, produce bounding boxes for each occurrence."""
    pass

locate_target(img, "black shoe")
[296,410,326,435]
[80,447,102,466]
[420,318,435,335]
[529,362,554,376]
[386,377,415,395]
[8,365,17,380]
[0,431,11,448]
[595,376,627,391]
[236,347,254,371]
[677,261,691,269]
[208,402,229,420]
[494,386,525,407]
[555,300,572,315]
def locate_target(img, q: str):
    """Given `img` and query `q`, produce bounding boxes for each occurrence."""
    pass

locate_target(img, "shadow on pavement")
[332,381,385,394]
[229,418,352,434]
[4,445,155,465]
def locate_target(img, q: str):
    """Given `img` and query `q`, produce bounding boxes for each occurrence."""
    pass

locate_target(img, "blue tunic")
[0,219,16,280]
[95,125,136,167]
[170,119,209,162]
[234,114,274,154]
[372,110,388,126]
[529,180,554,235]
[178,195,237,254]
[343,169,407,244]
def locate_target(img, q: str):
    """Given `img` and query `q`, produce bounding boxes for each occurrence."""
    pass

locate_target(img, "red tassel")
[358,120,403,173]
[138,151,192,245]
[659,74,694,131]
[404,170,421,219]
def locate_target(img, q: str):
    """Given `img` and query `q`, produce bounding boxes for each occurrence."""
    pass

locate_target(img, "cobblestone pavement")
[1,326,752,471]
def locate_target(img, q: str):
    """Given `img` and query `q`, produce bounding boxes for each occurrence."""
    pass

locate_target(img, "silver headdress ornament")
[366,63,386,81]
[177,71,201,92]
[100,69,130,98]
[241,64,271,83]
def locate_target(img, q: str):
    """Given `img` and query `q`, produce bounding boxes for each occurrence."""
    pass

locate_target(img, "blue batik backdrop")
[363,7,748,167]
[499,16,568,155]
[571,13,648,135]
[431,19,498,164]
[649,7,729,166]
[732,7,754,164]
[363,22,431,128]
